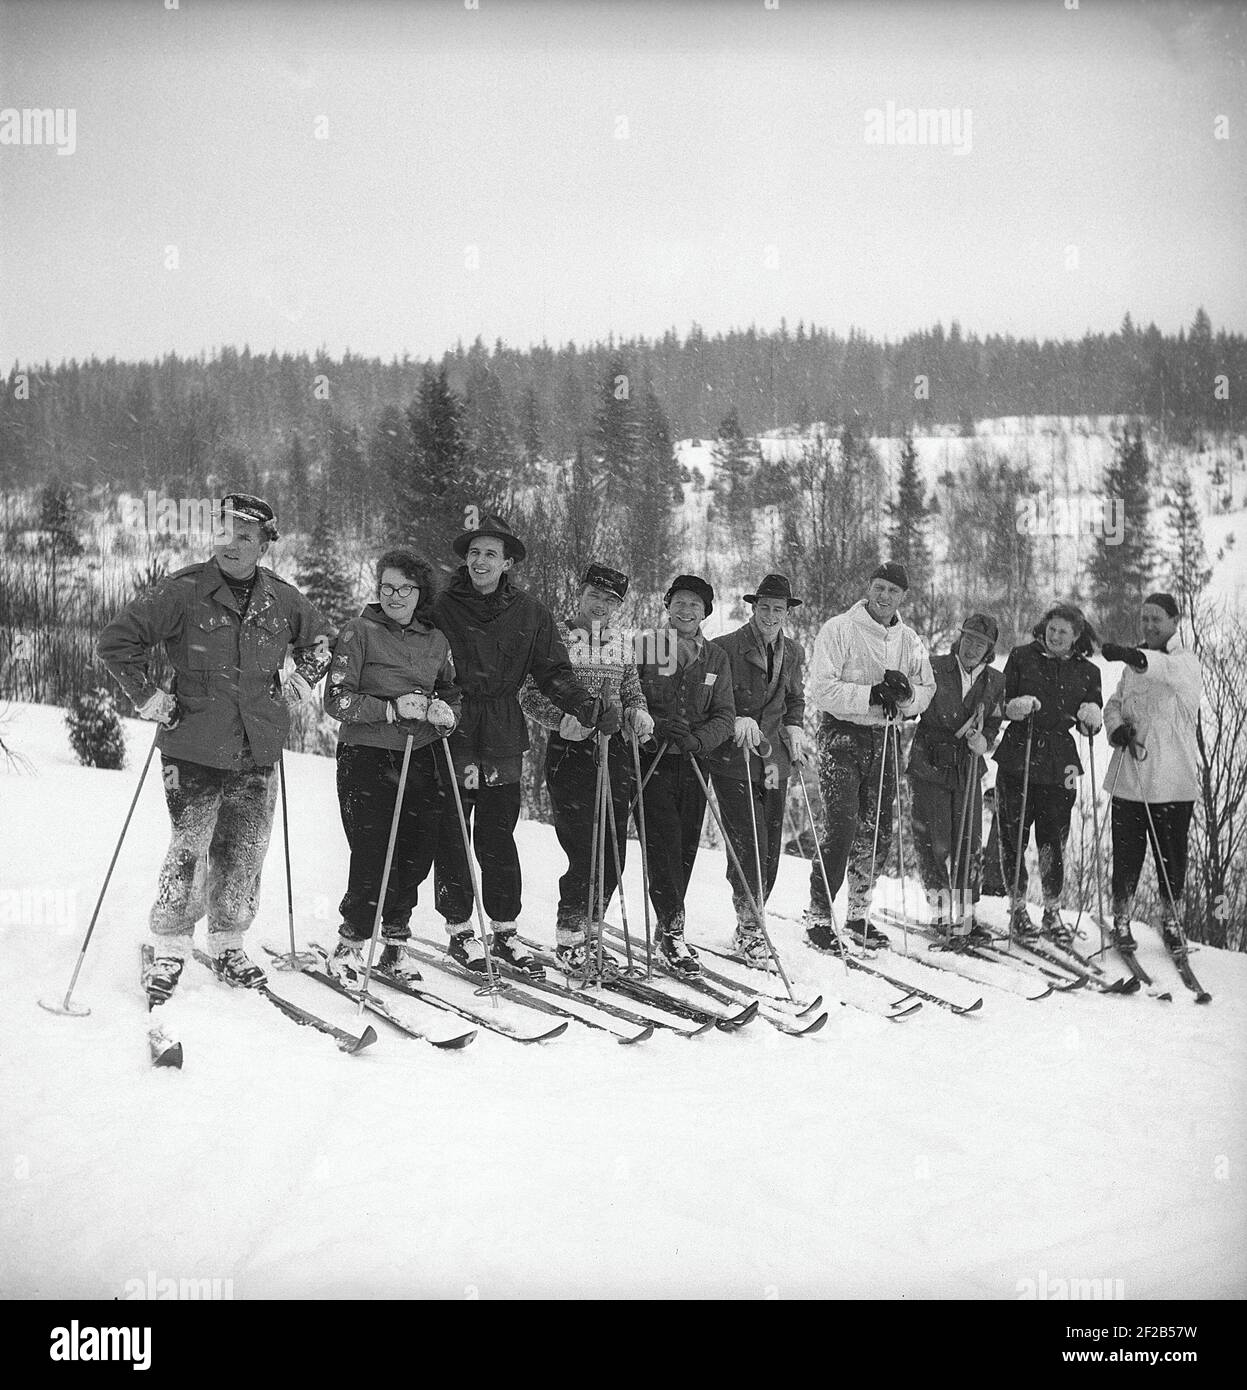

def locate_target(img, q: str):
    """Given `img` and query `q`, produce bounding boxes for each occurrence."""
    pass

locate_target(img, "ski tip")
[1028,987,1054,1001]
[345,1025,379,1054]
[525,1021,569,1043]
[803,1011,829,1035]
[956,997,985,1014]
[889,1000,923,1019]
[150,1040,183,1069]
[619,1023,656,1045]
[1195,992,1212,1004]
[433,1029,479,1049]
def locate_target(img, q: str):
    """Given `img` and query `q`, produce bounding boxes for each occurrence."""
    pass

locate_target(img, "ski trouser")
[908,769,984,920]
[994,770,1076,905]
[808,716,894,923]
[150,755,278,956]
[433,748,524,928]
[545,732,633,948]
[1110,797,1193,920]
[640,751,707,932]
[711,772,785,930]
[981,795,1008,896]
[336,742,442,942]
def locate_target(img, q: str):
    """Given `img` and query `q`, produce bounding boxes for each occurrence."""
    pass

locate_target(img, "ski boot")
[1009,902,1039,942]
[732,925,772,969]
[556,938,618,983]
[328,938,367,985]
[379,939,422,983]
[658,925,701,976]
[447,926,487,973]
[1111,915,1137,952]
[804,914,846,956]
[844,917,889,949]
[1041,906,1073,948]
[1161,919,1186,960]
[491,923,545,980]
[934,919,970,953]
[214,947,267,989]
[962,913,993,948]
[143,949,185,1006]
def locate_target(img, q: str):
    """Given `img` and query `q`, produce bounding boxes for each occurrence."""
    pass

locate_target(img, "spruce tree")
[887,434,933,634]
[1166,467,1211,617]
[297,507,356,630]
[400,365,472,555]
[1088,426,1154,635]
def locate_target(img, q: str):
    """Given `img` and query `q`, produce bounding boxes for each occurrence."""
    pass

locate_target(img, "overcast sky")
[1,0,1244,366]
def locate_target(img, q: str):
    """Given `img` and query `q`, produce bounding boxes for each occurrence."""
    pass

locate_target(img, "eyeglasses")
[380,583,418,598]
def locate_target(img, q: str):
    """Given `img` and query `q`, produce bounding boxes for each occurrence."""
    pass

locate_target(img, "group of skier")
[97,490,1205,1006]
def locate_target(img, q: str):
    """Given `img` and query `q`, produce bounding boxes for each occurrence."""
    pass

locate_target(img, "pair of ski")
[141,943,380,1067]
[868,907,1139,998]
[589,926,830,1036]
[765,910,978,1016]
[1076,916,1211,1004]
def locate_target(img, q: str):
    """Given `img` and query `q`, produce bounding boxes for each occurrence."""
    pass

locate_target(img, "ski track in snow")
[2,705,1244,1299]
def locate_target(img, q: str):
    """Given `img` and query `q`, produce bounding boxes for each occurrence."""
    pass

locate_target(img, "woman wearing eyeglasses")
[323,549,460,982]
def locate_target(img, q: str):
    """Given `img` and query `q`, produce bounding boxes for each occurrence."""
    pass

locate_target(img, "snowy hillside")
[2,703,1244,1299]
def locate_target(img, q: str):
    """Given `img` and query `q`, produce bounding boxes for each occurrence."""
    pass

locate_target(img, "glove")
[426,698,456,733]
[870,682,900,713]
[137,689,179,726]
[593,701,623,737]
[882,668,913,703]
[1005,695,1041,720]
[394,692,429,721]
[659,715,698,752]
[783,726,809,766]
[281,670,313,710]
[558,712,593,742]
[1101,642,1148,673]
[734,717,763,751]
[673,729,701,754]
[625,706,655,742]
[1108,723,1135,749]
[1076,701,1103,734]
[966,730,988,757]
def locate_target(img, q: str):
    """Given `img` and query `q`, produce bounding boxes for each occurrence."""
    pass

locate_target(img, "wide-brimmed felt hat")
[451,512,526,561]
[743,573,802,607]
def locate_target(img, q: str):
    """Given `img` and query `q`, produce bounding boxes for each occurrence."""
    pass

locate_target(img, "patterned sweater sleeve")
[323,620,390,727]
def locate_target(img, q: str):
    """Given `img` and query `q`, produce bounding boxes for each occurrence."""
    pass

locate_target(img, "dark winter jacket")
[325,604,460,752]
[638,632,735,758]
[98,558,332,771]
[703,619,806,783]
[907,652,1005,790]
[431,567,593,760]
[992,640,1102,787]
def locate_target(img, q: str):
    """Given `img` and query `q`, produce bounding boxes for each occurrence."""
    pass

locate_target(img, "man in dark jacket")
[98,493,333,999]
[704,574,806,965]
[906,613,1005,947]
[636,574,736,974]
[431,514,609,977]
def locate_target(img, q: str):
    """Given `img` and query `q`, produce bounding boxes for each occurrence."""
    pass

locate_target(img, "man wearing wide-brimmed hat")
[99,491,334,1000]
[906,612,1005,947]
[431,512,609,978]
[703,574,807,965]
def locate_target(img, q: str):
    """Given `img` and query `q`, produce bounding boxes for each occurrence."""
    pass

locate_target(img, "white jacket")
[1103,640,1202,803]
[807,600,935,726]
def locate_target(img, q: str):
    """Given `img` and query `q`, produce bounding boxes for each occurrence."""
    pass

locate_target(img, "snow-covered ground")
[2,703,1244,1300]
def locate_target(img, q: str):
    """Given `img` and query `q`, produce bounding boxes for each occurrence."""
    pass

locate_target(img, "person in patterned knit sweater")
[519,563,654,976]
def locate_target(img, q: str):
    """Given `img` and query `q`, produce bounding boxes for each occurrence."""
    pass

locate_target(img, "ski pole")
[39,724,162,1017]
[629,728,655,979]
[791,765,852,969]
[1008,712,1035,945]
[439,736,501,1001]
[742,744,770,949]
[888,719,910,957]
[270,755,318,971]
[625,739,669,821]
[858,716,894,956]
[688,758,795,1000]
[1084,732,1108,959]
[357,734,414,1008]
[950,747,975,934]
[595,731,611,979]
[582,732,608,987]
[601,745,638,976]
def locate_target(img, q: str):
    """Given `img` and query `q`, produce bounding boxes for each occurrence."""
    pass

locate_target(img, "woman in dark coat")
[993,603,1102,945]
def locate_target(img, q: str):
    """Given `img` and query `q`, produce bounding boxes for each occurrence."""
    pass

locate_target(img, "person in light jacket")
[1101,592,1203,957]
[803,562,935,953]
[323,549,460,984]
